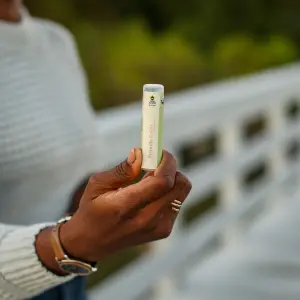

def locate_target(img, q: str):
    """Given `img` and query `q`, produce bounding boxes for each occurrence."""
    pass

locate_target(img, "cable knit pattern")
[0,7,103,299]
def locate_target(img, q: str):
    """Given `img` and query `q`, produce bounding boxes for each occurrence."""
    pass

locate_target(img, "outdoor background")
[26,0,299,111]
[25,0,300,289]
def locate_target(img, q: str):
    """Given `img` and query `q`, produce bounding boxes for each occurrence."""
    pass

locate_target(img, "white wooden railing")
[89,62,300,300]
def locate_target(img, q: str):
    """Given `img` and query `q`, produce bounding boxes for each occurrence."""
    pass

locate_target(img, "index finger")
[154,150,177,183]
[115,173,174,212]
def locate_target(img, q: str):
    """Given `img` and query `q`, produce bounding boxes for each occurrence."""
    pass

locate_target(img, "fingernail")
[127,148,136,165]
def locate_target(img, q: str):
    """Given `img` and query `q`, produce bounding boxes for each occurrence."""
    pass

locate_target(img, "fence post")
[219,121,241,244]
[268,102,286,209]
[149,146,181,300]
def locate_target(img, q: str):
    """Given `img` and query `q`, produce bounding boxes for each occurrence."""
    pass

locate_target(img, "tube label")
[141,91,164,170]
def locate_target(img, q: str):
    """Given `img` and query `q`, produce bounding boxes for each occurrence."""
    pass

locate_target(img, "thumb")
[89,148,142,192]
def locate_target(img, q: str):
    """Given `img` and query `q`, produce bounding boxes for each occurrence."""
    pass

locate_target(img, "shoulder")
[34,17,75,46]
[33,18,79,60]
[30,16,89,86]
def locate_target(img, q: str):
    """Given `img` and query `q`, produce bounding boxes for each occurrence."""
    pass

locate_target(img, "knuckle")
[114,161,131,179]
[110,161,132,180]
[113,203,125,219]
[183,177,192,192]
[99,198,123,220]
[176,172,192,191]
[156,176,174,192]
[117,202,137,221]
[134,217,148,230]
[86,174,101,193]
[88,174,98,185]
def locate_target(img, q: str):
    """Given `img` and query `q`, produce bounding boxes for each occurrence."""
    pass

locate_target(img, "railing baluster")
[219,121,241,244]
[268,102,286,210]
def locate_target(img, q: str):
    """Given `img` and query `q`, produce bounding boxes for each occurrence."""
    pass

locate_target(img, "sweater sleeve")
[0,223,75,300]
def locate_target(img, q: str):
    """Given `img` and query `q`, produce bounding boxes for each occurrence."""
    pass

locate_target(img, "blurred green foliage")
[25,0,299,110]
[212,34,298,78]
[73,20,206,110]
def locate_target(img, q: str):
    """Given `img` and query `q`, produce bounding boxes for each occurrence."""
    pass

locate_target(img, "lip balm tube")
[141,84,164,171]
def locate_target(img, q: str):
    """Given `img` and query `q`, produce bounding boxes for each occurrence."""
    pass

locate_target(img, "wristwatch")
[50,216,97,276]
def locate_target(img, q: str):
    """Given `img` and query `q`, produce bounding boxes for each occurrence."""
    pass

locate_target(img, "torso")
[0,10,102,224]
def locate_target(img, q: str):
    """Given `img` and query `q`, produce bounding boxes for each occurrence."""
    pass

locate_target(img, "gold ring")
[171,200,182,212]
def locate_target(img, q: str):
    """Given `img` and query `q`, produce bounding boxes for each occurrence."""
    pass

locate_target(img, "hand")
[65,175,91,216]
[60,148,192,262]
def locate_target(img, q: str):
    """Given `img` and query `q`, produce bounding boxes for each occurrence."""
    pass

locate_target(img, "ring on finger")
[171,199,182,212]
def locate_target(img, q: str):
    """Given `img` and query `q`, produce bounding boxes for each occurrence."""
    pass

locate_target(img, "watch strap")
[50,216,97,275]
[51,221,67,261]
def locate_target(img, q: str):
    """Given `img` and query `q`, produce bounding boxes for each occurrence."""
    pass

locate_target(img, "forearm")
[0,223,74,300]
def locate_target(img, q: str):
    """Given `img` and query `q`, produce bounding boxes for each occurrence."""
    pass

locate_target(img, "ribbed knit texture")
[0,223,74,300]
[0,6,105,225]
[0,7,104,299]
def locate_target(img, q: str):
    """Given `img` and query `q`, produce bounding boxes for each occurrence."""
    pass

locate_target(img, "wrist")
[59,215,98,263]
[35,227,68,276]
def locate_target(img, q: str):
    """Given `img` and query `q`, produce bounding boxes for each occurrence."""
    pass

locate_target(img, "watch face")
[59,261,92,275]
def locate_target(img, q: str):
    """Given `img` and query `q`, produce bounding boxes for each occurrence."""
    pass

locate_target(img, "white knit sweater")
[0,7,104,300]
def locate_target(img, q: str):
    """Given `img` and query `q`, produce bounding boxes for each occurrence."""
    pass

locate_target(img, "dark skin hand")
[66,175,91,216]
[36,149,192,275]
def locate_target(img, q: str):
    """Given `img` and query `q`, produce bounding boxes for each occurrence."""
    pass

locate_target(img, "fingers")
[86,148,143,197]
[143,172,192,239]
[116,150,178,210]
[115,175,174,213]
[120,172,191,238]
[141,150,177,188]
[154,150,177,186]
[139,172,192,221]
